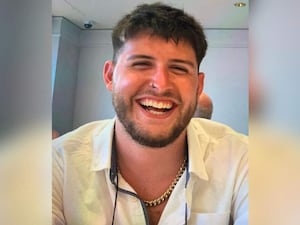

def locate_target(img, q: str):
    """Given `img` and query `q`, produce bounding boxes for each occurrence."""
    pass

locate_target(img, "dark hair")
[111,3,207,68]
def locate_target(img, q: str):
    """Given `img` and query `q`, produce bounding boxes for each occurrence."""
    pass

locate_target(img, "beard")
[112,89,197,148]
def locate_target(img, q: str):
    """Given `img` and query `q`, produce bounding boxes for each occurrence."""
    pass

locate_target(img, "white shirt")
[53,118,248,225]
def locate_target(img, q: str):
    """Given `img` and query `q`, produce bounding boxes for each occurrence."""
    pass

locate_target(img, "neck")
[114,119,187,174]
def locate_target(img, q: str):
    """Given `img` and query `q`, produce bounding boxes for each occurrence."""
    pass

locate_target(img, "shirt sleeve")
[52,147,66,225]
[232,151,248,225]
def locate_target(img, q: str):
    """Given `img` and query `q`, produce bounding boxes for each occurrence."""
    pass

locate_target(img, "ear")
[103,60,114,91]
[197,72,205,96]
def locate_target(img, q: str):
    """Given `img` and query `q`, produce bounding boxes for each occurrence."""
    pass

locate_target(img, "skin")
[103,33,204,225]
[193,92,213,119]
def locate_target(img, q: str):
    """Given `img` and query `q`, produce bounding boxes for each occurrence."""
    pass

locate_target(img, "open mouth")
[138,98,175,115]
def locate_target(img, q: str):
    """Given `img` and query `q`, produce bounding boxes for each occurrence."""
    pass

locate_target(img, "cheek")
[181,79,199,95]
[113,68,130,88]
[113,72,140,95]
[180,81,199,106]
[113,78,130,91]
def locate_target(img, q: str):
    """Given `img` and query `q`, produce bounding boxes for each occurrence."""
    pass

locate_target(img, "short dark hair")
[111,3,207,68]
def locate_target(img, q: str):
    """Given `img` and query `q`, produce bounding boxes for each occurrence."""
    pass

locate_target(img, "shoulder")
[190,118,247,141]
[52,119,114,154]
[189,118,248,154]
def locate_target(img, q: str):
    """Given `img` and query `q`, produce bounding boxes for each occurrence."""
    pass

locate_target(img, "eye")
[131,61,152,69]
[170,65,189,74]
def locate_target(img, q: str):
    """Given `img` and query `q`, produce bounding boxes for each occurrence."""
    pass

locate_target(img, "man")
[193,92,213,119]
[53,3,248,225]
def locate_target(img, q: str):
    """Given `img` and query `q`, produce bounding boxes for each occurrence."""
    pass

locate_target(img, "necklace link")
[144,158,187,207]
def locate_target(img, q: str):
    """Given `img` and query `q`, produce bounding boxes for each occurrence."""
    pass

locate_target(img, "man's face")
[104,33,204,147]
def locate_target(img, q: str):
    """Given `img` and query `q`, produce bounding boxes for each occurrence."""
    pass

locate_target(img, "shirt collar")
[90,118,210,181]
[91,118,116,171]
[186,120,209,181]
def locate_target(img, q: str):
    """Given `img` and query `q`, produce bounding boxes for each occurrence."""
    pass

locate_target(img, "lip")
[136,97,178,119]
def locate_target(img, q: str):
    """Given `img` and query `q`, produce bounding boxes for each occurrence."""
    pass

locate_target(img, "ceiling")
[52,0,248,30]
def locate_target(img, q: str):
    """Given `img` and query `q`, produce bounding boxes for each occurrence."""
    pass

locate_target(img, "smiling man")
[105,33,202,148]
[53,3,248,225]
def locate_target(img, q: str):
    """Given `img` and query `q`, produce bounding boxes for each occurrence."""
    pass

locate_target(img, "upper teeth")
[140,99,172,109]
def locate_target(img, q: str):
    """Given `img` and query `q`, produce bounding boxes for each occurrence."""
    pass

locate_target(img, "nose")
[150,66,171,91]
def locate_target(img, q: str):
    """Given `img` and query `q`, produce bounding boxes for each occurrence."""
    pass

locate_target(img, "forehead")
[118,33,197,61]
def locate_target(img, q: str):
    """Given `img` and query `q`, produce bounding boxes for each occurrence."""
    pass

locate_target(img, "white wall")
[52,17,81,135]
[73,30,115,129]
[71,29,248,134]
[202,30,248,134]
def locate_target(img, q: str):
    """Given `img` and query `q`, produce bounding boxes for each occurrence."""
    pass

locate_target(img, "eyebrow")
[127,54,154,61]
[170,59,196,69]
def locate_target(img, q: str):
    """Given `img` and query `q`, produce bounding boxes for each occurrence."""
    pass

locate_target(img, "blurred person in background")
[193,92,213,119]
